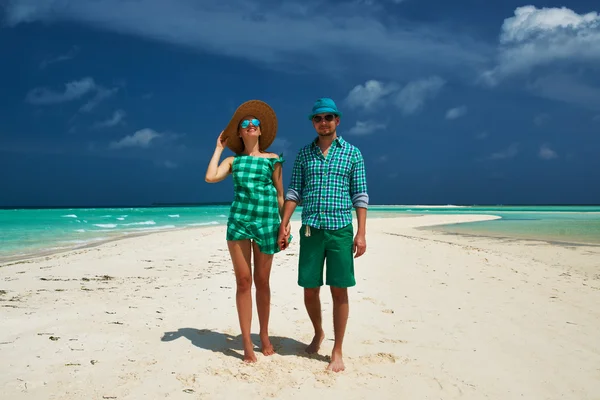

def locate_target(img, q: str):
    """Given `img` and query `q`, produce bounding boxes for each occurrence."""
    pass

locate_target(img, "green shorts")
[298,223,355,288]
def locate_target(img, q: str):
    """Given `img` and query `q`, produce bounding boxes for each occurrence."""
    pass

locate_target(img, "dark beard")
[317,130,335,137]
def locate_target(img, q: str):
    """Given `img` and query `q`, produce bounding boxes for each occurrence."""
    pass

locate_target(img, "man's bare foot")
[243,342,257,363]
[260,334,275,356]
[305,330,325,354]
[326,350,345,372]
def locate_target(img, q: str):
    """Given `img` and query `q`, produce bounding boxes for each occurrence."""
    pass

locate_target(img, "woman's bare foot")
[305,330,325,354]
[326,349,345,372]
[243,341,257,363]
[260,334,275,356]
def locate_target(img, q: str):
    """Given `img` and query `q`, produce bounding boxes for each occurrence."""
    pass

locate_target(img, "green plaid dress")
[226,154,284,254]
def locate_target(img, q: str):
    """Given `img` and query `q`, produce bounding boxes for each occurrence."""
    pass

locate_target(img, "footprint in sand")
[176,373,198,387]
[359,352,399,364]
[362,297,377,304]
[380,338,407,344]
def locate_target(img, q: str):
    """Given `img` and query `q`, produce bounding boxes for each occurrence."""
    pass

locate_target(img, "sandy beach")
[1,214,599,400]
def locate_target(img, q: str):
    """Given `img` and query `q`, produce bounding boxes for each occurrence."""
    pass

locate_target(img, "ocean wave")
[74,229,86,233]
[219,214,227,217]
[62,214,78,218]
[168,214,180,218]
[116,217,125,221]
[122,221,156,226]
[129,225,177,231]
[94,224,117,228]
[187,221,220,226]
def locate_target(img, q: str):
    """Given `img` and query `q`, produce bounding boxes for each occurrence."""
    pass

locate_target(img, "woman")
[205,100,291,363]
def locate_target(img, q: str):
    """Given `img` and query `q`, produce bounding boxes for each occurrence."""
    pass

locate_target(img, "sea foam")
[94,224,117,228]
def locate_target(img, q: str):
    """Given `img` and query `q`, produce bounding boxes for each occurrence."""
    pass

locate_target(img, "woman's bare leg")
[252,242,275,356]
[227,240,256,362]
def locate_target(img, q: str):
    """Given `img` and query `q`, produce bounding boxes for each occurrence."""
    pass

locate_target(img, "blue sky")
[1,0,599,207]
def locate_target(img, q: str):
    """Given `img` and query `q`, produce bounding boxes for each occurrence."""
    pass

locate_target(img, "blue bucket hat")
[307,97,343,120]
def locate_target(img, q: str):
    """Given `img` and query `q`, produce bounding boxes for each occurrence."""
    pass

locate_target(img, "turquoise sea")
[1,205,599,262]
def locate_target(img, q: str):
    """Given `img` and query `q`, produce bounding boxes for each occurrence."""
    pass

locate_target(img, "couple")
[204,98,368,372]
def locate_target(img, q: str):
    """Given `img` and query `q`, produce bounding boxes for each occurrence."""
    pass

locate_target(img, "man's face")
[311,113,340,137]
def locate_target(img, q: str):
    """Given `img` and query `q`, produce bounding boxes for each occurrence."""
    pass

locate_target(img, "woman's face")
[238,115,261,139]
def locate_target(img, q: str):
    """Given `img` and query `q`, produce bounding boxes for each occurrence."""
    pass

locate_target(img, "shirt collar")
[311,136,346,148]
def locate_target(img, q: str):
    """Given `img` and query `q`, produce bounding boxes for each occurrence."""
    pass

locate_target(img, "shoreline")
[4,211,600,266]
[1,214,423,266]
[0,224,224,266]
[424,228,600,248]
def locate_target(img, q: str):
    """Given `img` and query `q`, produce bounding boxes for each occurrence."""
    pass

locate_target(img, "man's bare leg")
[227,240,257,363]
[252,242,275,356]
[327,286,349,372]
[304,287,325,353]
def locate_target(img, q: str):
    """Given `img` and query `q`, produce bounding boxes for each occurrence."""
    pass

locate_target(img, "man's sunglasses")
[240,118,260,128]
[312,114,336,123]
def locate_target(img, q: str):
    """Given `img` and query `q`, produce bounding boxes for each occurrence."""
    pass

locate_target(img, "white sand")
[1,215,599,399]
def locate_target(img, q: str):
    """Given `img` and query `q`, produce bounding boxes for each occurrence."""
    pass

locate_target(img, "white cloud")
[489,143,519,160]
[40,46,79,69]
[93,110,126,129]
[527,74,600,111]
[25,77,96,104]
[3,0,488,79]
[347,120,387,136]
[110,128,161,149]
[345,80,398,111]
[394,76,445,115]
[80,86,118,113]
[483,6,600,85]
[25,77,117,111]
[344,77,444,115]
[445,106,467,120]
[539,144,558,160]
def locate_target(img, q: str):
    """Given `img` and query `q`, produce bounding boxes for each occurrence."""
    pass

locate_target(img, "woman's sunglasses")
[312,114,336,123]
[240,118,260,128]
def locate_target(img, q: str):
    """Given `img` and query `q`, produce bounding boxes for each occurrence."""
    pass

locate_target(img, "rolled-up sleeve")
[350,149,368,208]
[285,154,303,203]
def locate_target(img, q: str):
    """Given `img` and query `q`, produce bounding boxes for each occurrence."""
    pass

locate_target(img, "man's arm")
[353,206,367,257]
[278,153,304,250]
[350,148,368,257]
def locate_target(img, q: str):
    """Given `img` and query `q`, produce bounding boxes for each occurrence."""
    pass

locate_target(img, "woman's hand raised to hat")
[216,131,228,151]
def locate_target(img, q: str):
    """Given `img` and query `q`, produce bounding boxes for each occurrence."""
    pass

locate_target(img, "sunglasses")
[240,118,260,128]
[312,114,336,123]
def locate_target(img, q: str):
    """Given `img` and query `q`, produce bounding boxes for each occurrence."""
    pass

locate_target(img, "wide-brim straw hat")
[223,100,278,154]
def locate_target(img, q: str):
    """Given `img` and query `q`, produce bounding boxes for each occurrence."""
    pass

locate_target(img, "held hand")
[278,223,290,250]
[216,130,228,150]
[353,233,366,258]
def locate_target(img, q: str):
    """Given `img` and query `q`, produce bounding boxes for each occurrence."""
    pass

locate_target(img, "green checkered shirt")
[285,136,368,230]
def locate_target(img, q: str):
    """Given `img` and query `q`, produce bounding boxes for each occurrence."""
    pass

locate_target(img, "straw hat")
[223,100,278,154]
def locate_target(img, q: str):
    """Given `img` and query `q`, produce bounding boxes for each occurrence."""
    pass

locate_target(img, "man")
[278,97,368,372]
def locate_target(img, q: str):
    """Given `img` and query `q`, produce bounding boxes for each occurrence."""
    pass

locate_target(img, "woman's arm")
[272,161,284,218]
[205,131,234,183]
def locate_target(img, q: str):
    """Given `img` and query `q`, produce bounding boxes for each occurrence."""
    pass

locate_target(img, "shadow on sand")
[161,328,329,362]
